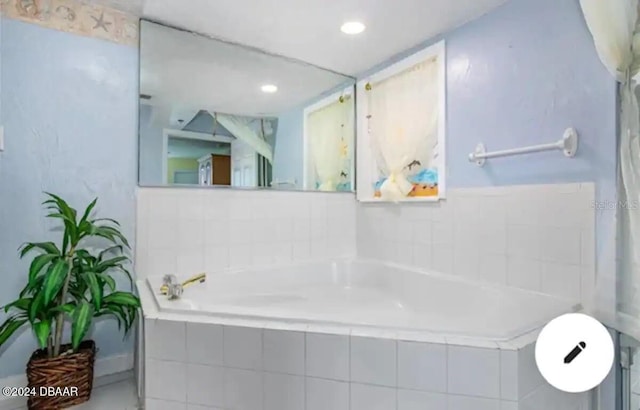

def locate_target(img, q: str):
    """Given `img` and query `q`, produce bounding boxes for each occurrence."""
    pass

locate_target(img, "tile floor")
[9,377,139,410]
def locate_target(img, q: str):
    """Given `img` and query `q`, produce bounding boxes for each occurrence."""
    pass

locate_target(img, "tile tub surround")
[142,317,591,410]
[135,187,357,279]
[357,183,596,306]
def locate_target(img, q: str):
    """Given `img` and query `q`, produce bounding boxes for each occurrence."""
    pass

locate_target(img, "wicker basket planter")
[26,340,96,410]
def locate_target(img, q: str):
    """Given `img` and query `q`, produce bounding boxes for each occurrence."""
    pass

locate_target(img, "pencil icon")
[564,341,586,364]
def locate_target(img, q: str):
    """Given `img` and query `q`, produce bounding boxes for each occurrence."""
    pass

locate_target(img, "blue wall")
[139,104,164,185]
[0,19,138,378]
[273,109,304,188]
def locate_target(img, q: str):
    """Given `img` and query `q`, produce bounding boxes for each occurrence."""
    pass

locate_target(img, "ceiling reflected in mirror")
[138,20,356,192]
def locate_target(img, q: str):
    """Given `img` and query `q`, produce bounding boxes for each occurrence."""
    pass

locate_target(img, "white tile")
[478,226,508,255]
[506,225,539,259]
[453,244,479,280]
[447,395,500,410]
[350,336,396,387]
[292,218,311,241]
[145,319,186,362]
[478,253,508,284]
[540,262,581,300]
[186,323,223,366]
[146,359,187,402]
[350,383,396,410]
[448,345,500,399]
[204,219,229,246]
[306,378,349,410]
[186,364,224,407]
[263,330,305,375]
[263,373,305,410]
[431,244,453,274]
[398,341,446,392]
[506,256,541,291]
[539,227,581,264]
[148,220,179,249]
[517,343,543,399]
[432,221,453,245]
[223,326,262,370]
[500,401,519,410]
[148,191,178,219]
[223,368,263,410]
[177,219,205,249]
[500,349,518,401]
[146,399,187,410]
[176,250,205,275]
[229,244,252,268]
[580,227,595,267]
[204,246,229,272]
[292,240,311,261]
[413,220,433,245]
[306,332,349,381]
[397,389,446,410]
[411,243,433,271]
[147,248,177,277]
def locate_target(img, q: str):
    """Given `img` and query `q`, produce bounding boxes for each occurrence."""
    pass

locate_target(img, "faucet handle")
[163,274,177,286]
[167,283,183,300]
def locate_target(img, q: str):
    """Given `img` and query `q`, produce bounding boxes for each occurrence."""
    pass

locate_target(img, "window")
[356,41,446,202]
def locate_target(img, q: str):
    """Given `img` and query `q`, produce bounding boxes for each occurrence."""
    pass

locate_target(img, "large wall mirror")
[138,20,356,192]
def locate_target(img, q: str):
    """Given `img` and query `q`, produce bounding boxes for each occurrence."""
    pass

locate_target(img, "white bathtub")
[143,259,578,342]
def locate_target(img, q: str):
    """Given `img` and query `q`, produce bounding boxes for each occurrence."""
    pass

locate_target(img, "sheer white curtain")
[307,99,351,191]
[580,0,640,338]
[213,113,274,163]
[367,59,439,201]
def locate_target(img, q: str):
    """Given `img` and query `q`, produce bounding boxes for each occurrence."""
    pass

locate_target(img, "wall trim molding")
[1,0,138,47]
[0,352,134,410]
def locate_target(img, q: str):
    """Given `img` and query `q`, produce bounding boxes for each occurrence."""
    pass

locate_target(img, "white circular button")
[535,313,614,393]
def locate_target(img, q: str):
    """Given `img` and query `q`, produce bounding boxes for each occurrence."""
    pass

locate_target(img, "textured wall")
[0,18,138,378]
[273,109,304,189]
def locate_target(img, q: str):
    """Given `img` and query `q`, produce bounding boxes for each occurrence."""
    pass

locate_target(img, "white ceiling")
[94,0,507,76]
[140,21,351,117]
[140,0,509,76]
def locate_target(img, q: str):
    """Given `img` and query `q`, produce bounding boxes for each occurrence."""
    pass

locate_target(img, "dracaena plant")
[0,193,140,358]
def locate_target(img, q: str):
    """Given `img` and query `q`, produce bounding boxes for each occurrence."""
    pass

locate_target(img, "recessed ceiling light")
[261,84,278,93]
[341,21,366,35]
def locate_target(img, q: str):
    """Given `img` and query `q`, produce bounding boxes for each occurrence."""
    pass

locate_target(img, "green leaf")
[20,275,45,298]
[103,292,140,308]
[94,256,129,273]
[49,303,75,315]
[28,292,44,323]
[98,245,123,260]
[91,226,130,248]
[28,254,58,289]
[0,316,28,348]
[42,259,69,306]
[33,320,51,349]
[79,198,98,225]
[44,192,79,249]
[2,298,31,313]
[91,217,121,226]
[19,242,60,258]
[71,302,92,351]
[85,272,103,310]
[97,273,116,292]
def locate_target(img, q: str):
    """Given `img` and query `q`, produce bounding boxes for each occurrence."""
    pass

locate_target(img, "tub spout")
[160,273,206,297]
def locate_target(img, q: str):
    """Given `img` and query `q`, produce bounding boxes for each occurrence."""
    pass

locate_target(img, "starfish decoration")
[91,12,112,32]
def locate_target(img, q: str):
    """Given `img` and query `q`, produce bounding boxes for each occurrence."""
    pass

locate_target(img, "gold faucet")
[160,273,206,296]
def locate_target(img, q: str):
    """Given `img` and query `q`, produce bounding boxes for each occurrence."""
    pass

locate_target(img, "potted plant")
[0,193,140,409]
